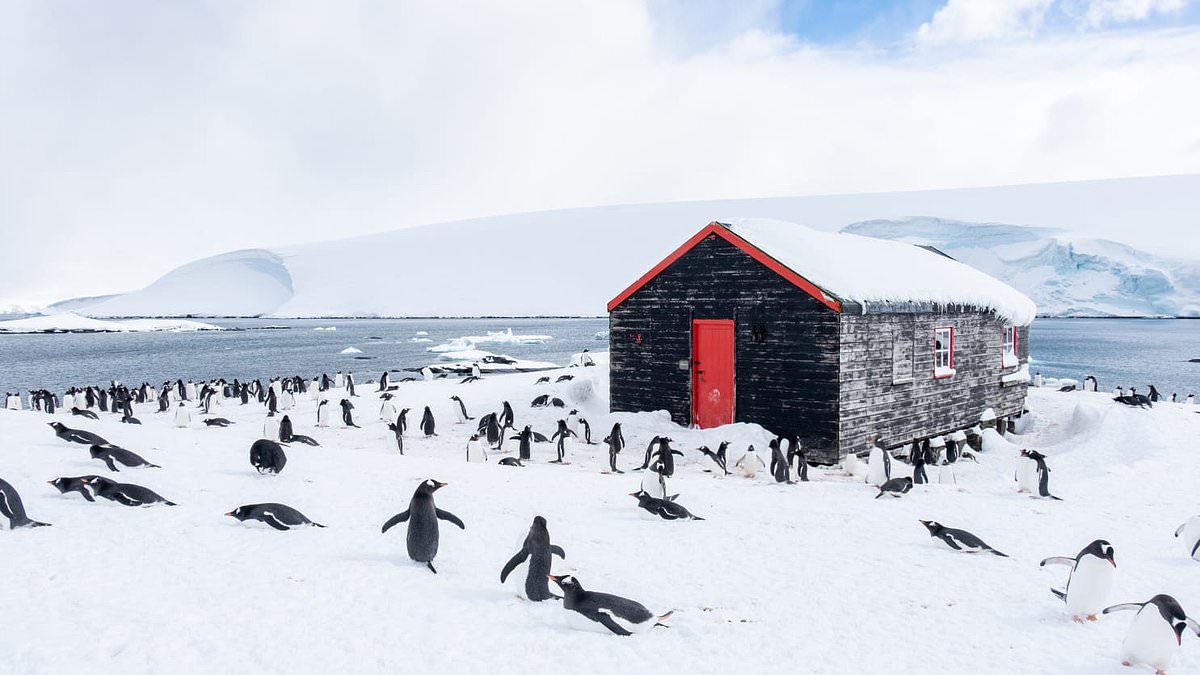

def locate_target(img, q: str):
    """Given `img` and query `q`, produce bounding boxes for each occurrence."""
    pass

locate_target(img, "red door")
[692,319,735,428]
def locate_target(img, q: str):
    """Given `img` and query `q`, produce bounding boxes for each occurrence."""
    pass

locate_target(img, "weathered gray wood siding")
[609,234,841,456]
[837,311,1030,455]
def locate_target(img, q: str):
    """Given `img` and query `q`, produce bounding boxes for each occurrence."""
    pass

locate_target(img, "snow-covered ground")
[0,312,222,333]
[2,363,1200,674]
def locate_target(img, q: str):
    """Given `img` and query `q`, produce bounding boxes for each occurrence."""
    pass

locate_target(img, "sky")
[1,0,1198,308]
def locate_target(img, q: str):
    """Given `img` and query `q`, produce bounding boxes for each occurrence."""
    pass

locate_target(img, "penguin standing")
[1026,449,1062,500]
[449,395,472,425]
[699,442,730,475]
[1174,516,1200,560]
[381,479,465,574]
[340,399,359,428]
[866,442,891,487]
[0,478,51,528]
[1014,449,1039,494]
[566,410,580,437]
[278,414,294,443]
[580,417,595,444]
[550,419,576,464]
[938,461,956,485]
[420,406,436,437]
[379,400,398,423]
[498,401,515,431]
[604,429,624,473]
[1084,375,1097,392]
[173,402,191,428]
[1103,594,1200,673]
[500,516,566,601]
[316,400,331,428]
[378,371,390,393]
[910,440,928,484]
[512,425,535,461]
[735,446,766,478]
[387,417,405,454]
[465,434,487,463]
[1040,539,1117,622]
[263,411,280,440]
[769,439,793,484]
[639,463,668,500]
[345,373,356,397]
[785,437,808,482]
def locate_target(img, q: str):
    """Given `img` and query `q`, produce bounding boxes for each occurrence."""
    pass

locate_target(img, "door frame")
[690,318,736,428]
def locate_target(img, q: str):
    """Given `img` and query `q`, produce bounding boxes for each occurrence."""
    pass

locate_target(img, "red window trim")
[933,326,955,379]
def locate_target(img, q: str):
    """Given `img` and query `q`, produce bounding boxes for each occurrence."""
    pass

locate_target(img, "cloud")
[917,0,1056,45]
[1078,0,1189,28]
[0,0,1197,306]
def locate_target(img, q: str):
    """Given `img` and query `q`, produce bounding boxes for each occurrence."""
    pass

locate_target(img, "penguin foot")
[1072,615,1085,623]
[1086,614,1098,622]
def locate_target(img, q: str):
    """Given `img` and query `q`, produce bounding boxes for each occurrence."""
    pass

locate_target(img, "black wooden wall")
[609,234,842,458]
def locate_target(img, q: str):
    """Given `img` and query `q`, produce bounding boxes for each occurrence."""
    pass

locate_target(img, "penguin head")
[225,506,252,521]
[919,520,943,534]
[451,396,460,402]
[531,515,548,530]
[548,574,581,594]
[1145,595,1191,645]
[417,478,447,495]
[1083,539,1116,567]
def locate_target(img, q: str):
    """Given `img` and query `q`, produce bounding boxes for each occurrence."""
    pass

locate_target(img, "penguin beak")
[224,512,234,517]
[437,482,448,488]
[547,575,559,584]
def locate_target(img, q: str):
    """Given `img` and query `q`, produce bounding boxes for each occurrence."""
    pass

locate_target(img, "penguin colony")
[4,367,1200,665]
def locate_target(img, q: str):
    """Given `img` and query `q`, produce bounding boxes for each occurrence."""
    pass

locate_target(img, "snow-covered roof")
[724,218,1037,325]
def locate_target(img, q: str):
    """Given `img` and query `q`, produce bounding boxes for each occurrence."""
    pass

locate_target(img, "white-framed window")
[934,326,955,378]
[1001,325,1019,368]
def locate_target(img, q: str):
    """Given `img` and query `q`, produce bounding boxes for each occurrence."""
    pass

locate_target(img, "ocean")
[0,317,1196,397]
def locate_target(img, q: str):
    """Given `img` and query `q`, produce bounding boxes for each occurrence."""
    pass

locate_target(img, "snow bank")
[726,218,1038,325]
[0,312,222,333]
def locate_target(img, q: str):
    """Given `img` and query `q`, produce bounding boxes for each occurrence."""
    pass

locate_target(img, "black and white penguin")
[511,425,535,461]
[340,399,359,428]
[226,503,324,530]
[465,434,487,463]
[920,520,1007,556]
[639,463,668,500]
[769,438,793,484]
[263,411,281,439]
[549,574,672,636]
[579,417,595,444]
[734,445,766,478]
[698,442,730,475]
[1174,516,1200,560]
[1103,594,1200,672]
[1149,385,1162,403]
[249,439,288,475]
[875,476,913,499]
[1022,449,1062,500]
[0,478,51,528]
[316,400,331,428]
[910,440,928,484]
[550,419,577,464]
[202,417,232,427]
[47,421,109,446]
[173,402,191,428]
[81,476,175,507]
[630,490,704,520]
[604,429,625,473]
[535,376,550,385]
[530,394,550,408]
[381,479,465,574]
[378,371,390,393]
[1084,375,1098,392]
[278,414,294,442]
[70,407,99,420]
[450,396,473,424]
[498,401,515,430]
[1040,539,1117,621]
[866,442,892,487]
[420,406,436,437]
[387,417,405,454]
[379,399,398,423]
[477,413,502,448]
[785,437,808,482]
[90,444,160,472]
[500,516,566,601]
[47,475,101,501]
[498,457,523,467]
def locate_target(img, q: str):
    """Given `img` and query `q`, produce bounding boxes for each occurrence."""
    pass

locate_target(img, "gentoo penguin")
[785,437,808,482]
[498,457,523,467]
[379,400,398,423]
[555,374,574,383]
[765,439,790,484]
[1023,449,1062,500]
[316,400,331,427]
[630,490,704,521]
[566,410,580,437]
[919,520,1007,556]
[580,417,595,444]
[1084,375,1097,392]
[637,436,660,471]
[226,503,324,530]
[340,399,359,428]
[734,446,766,478]
[48,475,101,501]
[498,401,515,431]
[511,425,536,461]
[450,396,472,424]
[1040,539,1117,622]
[70,407,99,420]
[1014,449,1040,494]
[335,371,344,389]
[875,476,913,499]
[263,411,281,440]
[1149,385,1162,403]
[387,418,405,454]
[278,414,294,442]
[843,451,866,478]
[911,440,928,484]
[381,479,465,574]
[535,376,550,385]
[0,478,51,528]
[1174,516,1200,560]
[605,429,625,473]
[698,442,730,475]
[420,406,436,437]
[500,516,566,601]
[1187,394,1196,405]
[465,434,487,463]
[937,461,956,485]
[378,371,390,393]
[345,372,356,397]
[421,367,433,382]
[47,422,109,446]
[81,476,175,507]
[1103,594,1200,673]
[549,574,673,636]
[396,408,410,435]
[90,445,159,472]
[310,378,321,400]
[550,420,576,464]
[203,417,232,427]
[173,402,191,428]
[639,463,668,500]
[530,394,551,408]
[1172,393,1178,403]
[249,439,288,475]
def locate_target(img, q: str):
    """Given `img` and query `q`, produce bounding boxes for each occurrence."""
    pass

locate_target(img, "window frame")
[933,326,955,379]
[1001,325,1019,368]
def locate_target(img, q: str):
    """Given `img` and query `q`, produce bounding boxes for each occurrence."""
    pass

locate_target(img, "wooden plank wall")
[837,312,1030,455]
[609,234,842,457]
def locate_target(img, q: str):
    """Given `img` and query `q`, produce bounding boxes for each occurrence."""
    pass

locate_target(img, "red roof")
[606,221,843,313]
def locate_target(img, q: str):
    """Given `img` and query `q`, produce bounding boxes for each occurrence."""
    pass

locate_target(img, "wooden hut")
[607,219,1036,463]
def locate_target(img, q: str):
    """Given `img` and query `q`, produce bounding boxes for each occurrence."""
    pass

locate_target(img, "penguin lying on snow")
[0,477,51,528]
[500,516,566,601]
[630,490,704,521]
[381,479,465,574]
[498,457,523,467]
[48,422,109,447]
[80,476,175,507]
[227,503,324,530]
[1040,539,1116,622]
[875,477,913,499]
[1103,594,1200,673]
[70,407,99,420]
[48,476,102,501]
[919,520,1007,556]
[90,444,160,472]
[549,574,672,636]
[203,417,233,427]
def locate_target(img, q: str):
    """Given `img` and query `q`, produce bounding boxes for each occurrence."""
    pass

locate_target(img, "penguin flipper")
[381,510,410,533]
[1050,588,1067,602]
[425,561,438,574]
[1176,522,1188,537]
[260,512,291,531]
[103,457,119,472]
[550,545,566,559]
[940,535,963,551]
[587,609,633,636]
[1102,602,1144,615]
[435,508,465,529]
[1039,556,1074,567]
[500,549,528,582]
[1191,538,1200,559]
[1186,618,1200,636]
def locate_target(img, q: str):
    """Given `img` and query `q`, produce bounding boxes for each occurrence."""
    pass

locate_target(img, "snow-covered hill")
[49,206,1199,318]
[844,218,1200,317]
